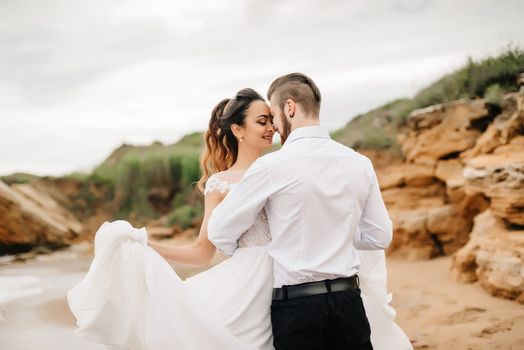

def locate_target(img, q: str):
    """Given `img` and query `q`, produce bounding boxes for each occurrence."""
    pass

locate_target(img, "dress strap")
[204,174,237,195]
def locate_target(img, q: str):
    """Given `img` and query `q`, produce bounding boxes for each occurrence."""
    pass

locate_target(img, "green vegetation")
[331,99,412,152]
[88,132,205,223]
[484,84,503,106]
[0,173,40,185]
[66,173,115,219]
[332,46,524,150]
[412,46,524,110]
[167,204,203,229]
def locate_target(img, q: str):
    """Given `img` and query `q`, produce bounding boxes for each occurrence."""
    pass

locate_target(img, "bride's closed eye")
[256,115,271,126]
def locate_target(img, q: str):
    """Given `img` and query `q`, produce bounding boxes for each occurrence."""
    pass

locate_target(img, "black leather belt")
[272,275,360,301]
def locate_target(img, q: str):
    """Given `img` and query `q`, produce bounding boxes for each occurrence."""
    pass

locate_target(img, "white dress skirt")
[67,219,412,350]
[67,176,412,349]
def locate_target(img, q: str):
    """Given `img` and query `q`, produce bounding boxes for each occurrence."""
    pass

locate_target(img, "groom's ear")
[284,99,296,119]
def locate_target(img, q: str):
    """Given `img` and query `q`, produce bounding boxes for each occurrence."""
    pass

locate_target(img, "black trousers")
[270,287,373,350]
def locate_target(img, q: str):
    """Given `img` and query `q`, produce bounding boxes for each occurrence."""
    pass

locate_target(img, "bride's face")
[234,100,275,151]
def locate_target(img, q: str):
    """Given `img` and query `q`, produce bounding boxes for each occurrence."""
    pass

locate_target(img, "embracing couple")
[67,73,412,350]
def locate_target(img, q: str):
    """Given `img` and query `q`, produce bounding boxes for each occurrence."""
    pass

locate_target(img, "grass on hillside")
[0,173,41,185]
[332,46,524,150]
[413,46,524,111]
[85,132,205,224]
[331,98,412,153]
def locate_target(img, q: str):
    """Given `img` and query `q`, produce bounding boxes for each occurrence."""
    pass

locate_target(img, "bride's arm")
[147,190,223,267]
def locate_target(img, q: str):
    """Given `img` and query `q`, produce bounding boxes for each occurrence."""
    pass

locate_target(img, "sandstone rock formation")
[382,91,524,302]
[381,100,494,259]
[398,100,490,165]
[452,210,524,303]
[464,150,524,225]
[0,180,83,254]
[460,95,523,160]
[383,92,523,251]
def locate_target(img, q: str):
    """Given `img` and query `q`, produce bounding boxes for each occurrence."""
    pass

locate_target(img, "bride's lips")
[262,134,274,143]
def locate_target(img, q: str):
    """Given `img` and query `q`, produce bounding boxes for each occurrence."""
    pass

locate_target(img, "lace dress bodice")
[204,173,271,248]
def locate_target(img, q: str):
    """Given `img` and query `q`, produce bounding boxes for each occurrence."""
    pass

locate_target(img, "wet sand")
[1,249,523,350]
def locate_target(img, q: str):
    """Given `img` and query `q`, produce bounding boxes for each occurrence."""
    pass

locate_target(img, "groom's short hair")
[267,73,321,117]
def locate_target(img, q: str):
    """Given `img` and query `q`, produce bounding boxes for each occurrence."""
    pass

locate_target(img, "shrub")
[94,146,202,223]
[413,46,524,110]
[113,156,156,220]
[166,204,203,229]
[332,46,524,151]
[484,84,503,106]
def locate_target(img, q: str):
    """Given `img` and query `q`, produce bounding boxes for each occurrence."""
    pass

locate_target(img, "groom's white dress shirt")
[208,125,393,288]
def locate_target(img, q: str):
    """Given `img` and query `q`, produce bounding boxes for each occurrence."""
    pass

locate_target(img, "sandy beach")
[1,248,523,350]
[388,258,524,350]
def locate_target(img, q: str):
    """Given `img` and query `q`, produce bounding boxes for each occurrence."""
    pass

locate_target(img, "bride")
[67,88,412,349]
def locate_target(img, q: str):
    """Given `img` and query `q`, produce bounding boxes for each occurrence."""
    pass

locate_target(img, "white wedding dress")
[67,174,412,350]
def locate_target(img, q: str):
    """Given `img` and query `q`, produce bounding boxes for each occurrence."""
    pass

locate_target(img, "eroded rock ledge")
[0,180,82,255]
[378,92,524,302]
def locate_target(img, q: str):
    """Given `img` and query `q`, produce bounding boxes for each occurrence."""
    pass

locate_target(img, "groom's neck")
[290,115,320,132]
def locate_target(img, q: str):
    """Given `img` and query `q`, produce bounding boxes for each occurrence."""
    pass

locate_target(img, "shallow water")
[0,246,211,350]
[0,250,107,349]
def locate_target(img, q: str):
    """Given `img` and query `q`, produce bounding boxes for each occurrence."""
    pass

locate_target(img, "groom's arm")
[208,158,272,256]
[354,161,393,250]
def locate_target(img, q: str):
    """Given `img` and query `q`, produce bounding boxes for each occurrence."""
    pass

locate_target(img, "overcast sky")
[1,0,523,176]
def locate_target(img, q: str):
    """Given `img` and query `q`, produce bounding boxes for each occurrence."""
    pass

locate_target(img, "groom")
[208,73,392,349]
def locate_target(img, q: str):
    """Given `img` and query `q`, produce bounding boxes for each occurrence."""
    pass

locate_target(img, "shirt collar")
[283,125,331,145]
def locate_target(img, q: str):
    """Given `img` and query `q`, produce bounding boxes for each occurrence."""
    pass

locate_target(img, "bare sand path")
[389,257,524,350]
[1,250,523,350]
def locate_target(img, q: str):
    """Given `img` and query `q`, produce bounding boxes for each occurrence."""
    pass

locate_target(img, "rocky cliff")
[376,92,524,302]
[0,180,83,255]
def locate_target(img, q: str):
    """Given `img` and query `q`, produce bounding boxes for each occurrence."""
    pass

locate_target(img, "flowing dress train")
[67,176,412,349]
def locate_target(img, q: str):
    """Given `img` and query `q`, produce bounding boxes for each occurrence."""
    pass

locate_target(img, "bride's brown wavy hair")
[197,88,265,193]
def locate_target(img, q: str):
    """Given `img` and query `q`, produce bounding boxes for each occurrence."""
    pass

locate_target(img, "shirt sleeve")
[207,158,272,256]
[354,161,393,250]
